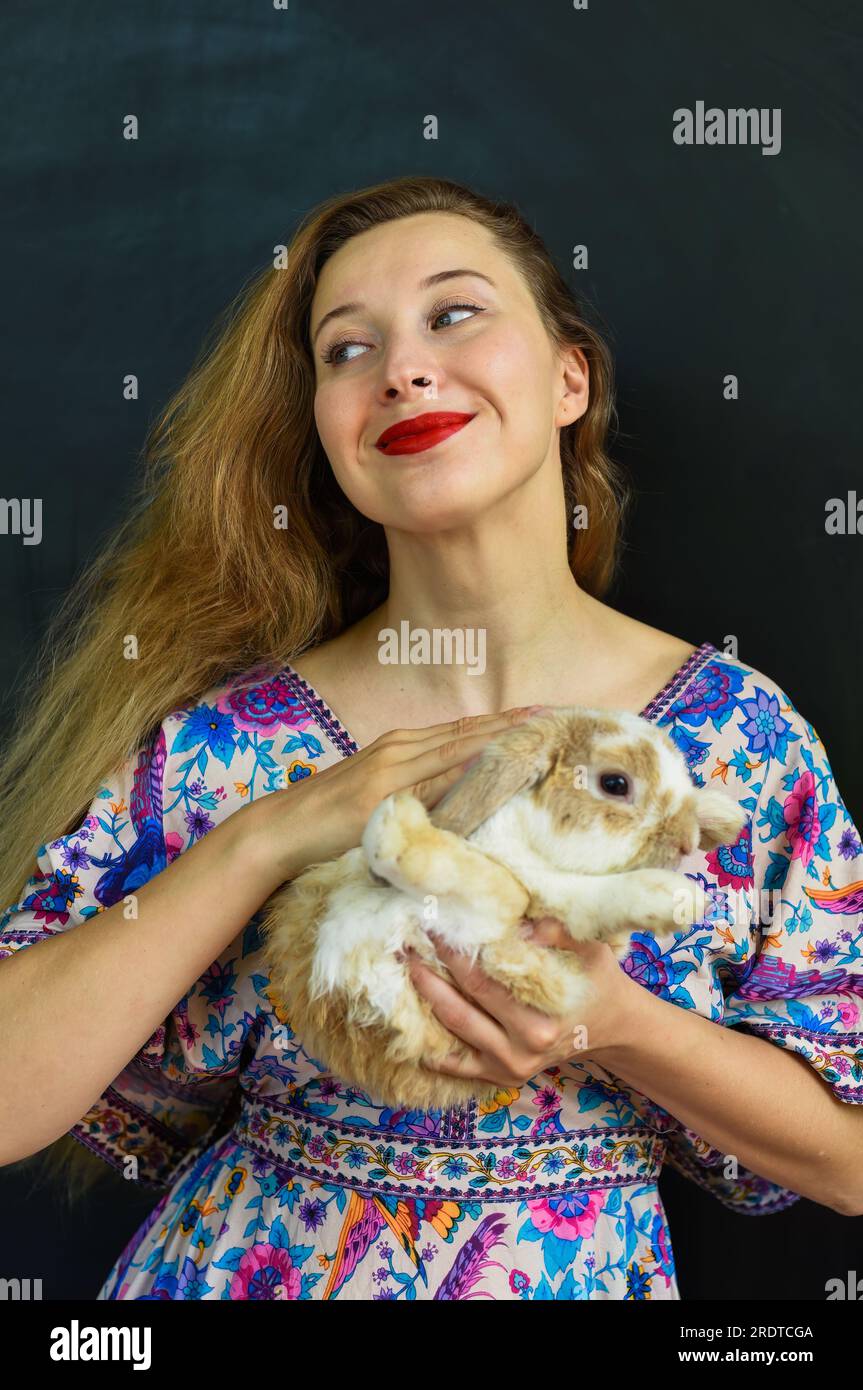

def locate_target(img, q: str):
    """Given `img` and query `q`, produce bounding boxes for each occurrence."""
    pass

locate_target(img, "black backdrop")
[1,0,861,1300]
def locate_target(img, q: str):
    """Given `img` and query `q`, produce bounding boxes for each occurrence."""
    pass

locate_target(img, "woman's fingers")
[397,707,548,806]
[520,918,616,969]
[519,916,571,947]
[408,705,548,742]
[374,705,547,757]
[407,954,509,1055]
[408,936,567,1076]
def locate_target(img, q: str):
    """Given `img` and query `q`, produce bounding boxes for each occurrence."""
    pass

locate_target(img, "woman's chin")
[375,473,518,530]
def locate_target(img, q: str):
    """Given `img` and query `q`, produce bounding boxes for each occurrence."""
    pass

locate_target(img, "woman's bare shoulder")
[591,594,697,662]
[286,630,361,688]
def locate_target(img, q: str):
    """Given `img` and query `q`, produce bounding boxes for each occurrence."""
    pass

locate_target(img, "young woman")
[1,175,861,1301]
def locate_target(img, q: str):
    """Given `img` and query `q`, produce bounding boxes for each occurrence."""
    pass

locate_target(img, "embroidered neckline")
[278,640,720,755]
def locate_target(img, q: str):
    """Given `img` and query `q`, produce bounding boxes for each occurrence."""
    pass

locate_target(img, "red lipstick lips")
[375,411,476,455]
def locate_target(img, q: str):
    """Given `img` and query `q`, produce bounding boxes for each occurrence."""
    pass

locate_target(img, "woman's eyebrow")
[311,268,497,346]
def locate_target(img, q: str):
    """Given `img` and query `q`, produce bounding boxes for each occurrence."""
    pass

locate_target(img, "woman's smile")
[374,410,477,455]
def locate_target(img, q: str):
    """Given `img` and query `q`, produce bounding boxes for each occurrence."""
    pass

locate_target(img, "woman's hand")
[251,705,548,892]
[406,917,641,1089]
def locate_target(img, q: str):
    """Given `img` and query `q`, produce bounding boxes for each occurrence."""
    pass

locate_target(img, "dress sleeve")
[661,681,863,1213]
[661,1123,803,1214]
[0,720,251,1189]
[721,685,863,1103]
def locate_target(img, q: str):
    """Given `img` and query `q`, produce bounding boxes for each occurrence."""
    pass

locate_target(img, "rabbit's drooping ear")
[429,722,556,838]
[695,786,749,850]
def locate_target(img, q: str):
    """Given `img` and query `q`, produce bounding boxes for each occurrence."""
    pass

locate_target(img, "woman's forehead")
[313,213,504,305]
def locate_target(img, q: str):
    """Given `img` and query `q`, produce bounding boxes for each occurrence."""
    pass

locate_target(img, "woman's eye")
[320,299,484,367]
[430,300,482,329]
[322,339,368,366]
[598,772,631,797]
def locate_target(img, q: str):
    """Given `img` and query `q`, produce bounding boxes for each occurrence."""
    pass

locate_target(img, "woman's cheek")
[314,395,360,475]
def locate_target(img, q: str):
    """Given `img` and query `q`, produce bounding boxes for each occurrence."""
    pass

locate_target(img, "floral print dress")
[2,641,861,1300]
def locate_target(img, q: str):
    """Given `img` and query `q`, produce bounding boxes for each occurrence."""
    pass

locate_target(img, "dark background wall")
[1,0,860,1299]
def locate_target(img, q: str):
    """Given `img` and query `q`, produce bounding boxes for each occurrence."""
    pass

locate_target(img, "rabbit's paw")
[627,869,705,932]
[667,875,707,926]
[362,791,431,886]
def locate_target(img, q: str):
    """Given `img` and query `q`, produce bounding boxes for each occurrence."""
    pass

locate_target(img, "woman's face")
[309,211,588,531]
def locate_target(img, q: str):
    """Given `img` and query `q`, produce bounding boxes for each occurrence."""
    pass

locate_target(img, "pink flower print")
[230,1243,303,1300]
[217,672,311,737]
[177,1010,201,1049]
[165,831,184,865]
[533,1085,561,1115]
[784,770,820,871]
[705,822,753,892]
[838,1002,860,1028]
[526,1190,604,1240]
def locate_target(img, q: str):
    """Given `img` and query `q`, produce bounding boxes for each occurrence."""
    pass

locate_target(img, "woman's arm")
[409,930,863,1217]
[596,977,863,1217]
[0,798,290,1166]
[0,707,535,1166]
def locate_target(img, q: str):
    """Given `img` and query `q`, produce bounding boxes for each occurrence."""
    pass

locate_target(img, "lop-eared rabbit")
[260,708,747,1109]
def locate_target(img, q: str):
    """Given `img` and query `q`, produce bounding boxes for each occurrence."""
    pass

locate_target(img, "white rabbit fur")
[259,707,747,1110]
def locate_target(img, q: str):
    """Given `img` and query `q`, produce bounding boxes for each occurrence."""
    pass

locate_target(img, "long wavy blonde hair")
[1,174,632,1203]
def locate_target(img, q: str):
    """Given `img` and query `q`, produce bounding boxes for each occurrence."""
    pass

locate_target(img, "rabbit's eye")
[599,772,630,797]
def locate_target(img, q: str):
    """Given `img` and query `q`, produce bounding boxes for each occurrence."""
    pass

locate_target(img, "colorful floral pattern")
[2,643,861,1299]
